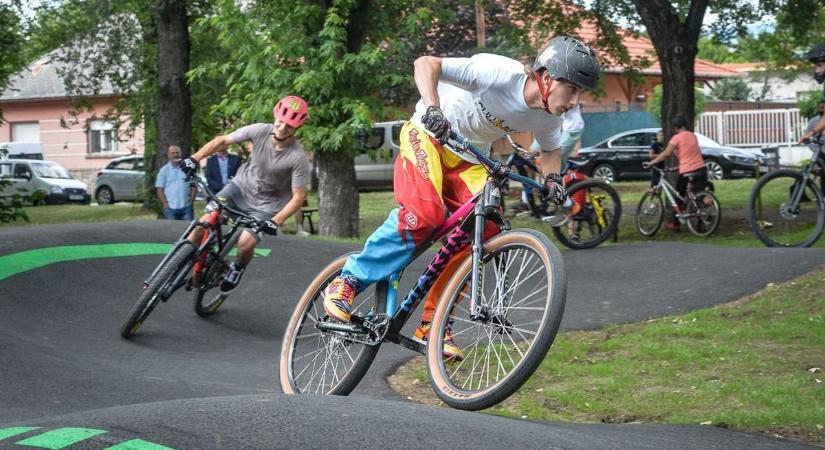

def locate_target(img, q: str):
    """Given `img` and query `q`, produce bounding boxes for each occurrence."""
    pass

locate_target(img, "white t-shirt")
[411,53,562,162]
[562,104,584,133]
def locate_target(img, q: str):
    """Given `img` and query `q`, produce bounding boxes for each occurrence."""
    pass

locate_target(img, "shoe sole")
[411,335,464,362]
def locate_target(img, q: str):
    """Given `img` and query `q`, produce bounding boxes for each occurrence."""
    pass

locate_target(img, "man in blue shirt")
[205,148,241,194]
[155,145,196,220]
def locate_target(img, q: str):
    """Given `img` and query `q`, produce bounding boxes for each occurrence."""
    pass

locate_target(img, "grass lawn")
[388,267,825,446]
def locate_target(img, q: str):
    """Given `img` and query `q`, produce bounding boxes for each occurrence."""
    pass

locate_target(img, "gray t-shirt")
[229,123,310,215]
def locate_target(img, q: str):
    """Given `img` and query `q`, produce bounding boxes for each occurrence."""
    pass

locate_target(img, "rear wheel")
[686,191,721,237]
[120,243,194,338]
[747,169,825,247]
[552,179,621,249]
[96,186,114,205]
[427,229,566,411]
[635,191,664,237]
[280,254,386,395]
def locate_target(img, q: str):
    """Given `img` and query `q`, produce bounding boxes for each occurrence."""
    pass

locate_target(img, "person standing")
[648,130,665,189]
[155,145,196,220]
[205,148,242,194]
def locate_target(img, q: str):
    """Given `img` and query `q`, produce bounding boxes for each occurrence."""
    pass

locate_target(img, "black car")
[570,128,765,182]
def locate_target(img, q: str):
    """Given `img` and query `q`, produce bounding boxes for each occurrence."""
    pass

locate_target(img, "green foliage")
[0,3,27,124]
[710,78,752,101]
[798,90,825,119]
[0,178,29,224]
[697,36,745,64]
[646,84,706,125]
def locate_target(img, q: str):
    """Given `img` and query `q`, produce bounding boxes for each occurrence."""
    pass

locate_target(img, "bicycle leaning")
[635,166,721,237]
[279,130,566,411]
[747,137,825,247]
[502,138,622,250]
[120,176,269,339]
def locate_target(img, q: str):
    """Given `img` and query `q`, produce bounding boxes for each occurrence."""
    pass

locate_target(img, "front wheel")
[552,179,621,249]
[194,228,242,317]
[747,169,825,247]
[685,191,721,236]
[426,229,566,411]
[635,191,664,237]
[280,254,386,396]
[120,242,195,338]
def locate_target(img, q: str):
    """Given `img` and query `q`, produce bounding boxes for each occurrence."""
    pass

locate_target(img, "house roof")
[1,52,118,102]
[577,22,742,80]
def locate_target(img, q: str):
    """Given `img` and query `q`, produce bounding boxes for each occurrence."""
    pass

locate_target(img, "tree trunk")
[317,151,360,237]
[155,0,191,166]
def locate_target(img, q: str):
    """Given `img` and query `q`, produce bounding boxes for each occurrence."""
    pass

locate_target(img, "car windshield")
[32,162,73,179]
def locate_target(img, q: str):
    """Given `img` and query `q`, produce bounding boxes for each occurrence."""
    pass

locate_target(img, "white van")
[0,158,91,205]
[0,142,45,160]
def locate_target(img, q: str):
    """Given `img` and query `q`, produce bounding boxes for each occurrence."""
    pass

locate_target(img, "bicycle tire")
[686,191,720,237]
[426,229,566,410]
[747,169,825,247]
[635,191,664,237]
[280,253,386,396]
[120,242,195,339]
[552,178,621,249]
[194,228,243,317]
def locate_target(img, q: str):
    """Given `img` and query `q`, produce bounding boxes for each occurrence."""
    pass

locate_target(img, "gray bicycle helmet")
[805,43,825,62]
[533,36,600,90]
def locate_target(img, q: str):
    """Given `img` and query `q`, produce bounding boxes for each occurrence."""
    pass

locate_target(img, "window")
[610,133,647,147]
[88,120,119,154]
[11,122,40,142]
[0,163,11,177]
[355,127,384,152]
[111,160,135,170]
[391,124,403,146]
[13,164,31,179]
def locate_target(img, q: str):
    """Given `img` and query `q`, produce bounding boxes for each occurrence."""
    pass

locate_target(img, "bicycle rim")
[280,254,385,396]
[427,229,566,410]
[748,170,825,247]
[635,191,663,237]
[686,192,720,236]
[552,179,621,250]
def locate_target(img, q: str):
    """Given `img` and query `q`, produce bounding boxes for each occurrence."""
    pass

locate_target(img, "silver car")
[94,155,145,204]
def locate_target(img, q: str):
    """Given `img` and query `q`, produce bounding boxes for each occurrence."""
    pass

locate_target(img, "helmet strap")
[270,132,294,142]
[535,71,554,113]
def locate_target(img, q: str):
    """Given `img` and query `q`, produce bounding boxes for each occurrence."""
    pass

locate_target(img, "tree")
[192,0,461,238]
[710,78,752,101]
[646,84,706,124]
[0,3,26,124]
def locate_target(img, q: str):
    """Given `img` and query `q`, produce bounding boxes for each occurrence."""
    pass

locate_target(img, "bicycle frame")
[650,168,694,221]
[319,133,547,351]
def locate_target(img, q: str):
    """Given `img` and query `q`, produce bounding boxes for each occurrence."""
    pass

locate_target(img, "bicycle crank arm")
[316,321,368,335]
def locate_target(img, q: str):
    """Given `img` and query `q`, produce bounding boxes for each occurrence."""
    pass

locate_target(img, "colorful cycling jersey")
[411,53,563,163]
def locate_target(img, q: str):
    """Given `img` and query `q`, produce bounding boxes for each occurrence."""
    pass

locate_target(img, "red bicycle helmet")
[273,95,309,128]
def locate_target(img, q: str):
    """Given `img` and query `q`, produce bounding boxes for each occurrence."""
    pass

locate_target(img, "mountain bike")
[635,166,721,237]
[119,176,267,339]
[280,131,567,411]
[502,138,621,250]
[747,137,825,247]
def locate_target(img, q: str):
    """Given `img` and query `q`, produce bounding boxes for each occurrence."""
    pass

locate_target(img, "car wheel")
[592,164,616,183]
[705,159,724,180]
[96,186,115,205]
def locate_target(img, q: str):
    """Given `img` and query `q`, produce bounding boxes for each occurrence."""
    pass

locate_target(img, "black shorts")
[676,168,708,198]
[212,183,273,242]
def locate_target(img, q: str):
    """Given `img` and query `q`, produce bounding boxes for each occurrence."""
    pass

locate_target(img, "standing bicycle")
[635,165,720,237]
[747,137,825,247]
[280,131,566,410]
[120,176,271,338]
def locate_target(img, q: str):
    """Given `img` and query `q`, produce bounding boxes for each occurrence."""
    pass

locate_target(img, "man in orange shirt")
[643,116,707,231]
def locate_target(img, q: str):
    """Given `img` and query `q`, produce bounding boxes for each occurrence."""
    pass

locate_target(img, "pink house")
[0,56,144,185]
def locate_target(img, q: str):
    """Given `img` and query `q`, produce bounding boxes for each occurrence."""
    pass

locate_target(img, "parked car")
[94,155,145,204]
[0,158,90,204]
[310,120,405,191]
[570,128,765,182]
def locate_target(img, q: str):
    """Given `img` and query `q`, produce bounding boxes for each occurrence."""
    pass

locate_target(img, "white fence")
[696,108,808,147]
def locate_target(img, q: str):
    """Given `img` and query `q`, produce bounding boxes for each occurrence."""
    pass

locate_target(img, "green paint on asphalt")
[104,438,178,450]
[0,243,271,281]
[0,427,40,440]
[15,427,106,449]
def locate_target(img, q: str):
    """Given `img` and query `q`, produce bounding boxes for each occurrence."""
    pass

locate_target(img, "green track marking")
[0,243,271,281]
[104,438,178,450]
[15,427,106,449]
[0,427,40,440]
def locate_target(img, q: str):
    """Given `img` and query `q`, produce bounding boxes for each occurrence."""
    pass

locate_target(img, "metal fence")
[696,108,808,147]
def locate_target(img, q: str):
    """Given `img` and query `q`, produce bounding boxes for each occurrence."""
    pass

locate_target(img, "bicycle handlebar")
[439,130,549,196]
[187,175,267,231]
[647,165,678,174]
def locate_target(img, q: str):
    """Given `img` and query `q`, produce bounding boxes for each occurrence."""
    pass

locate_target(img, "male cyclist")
[322,36,600,360]
[800,43,825,143]
[181,95,311,299]
[643,115,707,231]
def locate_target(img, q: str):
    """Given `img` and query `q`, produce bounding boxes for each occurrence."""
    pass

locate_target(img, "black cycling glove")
[260,220,279,236]
[422,105,452,145]
[180,157,199,177]
[542,173,567,206]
